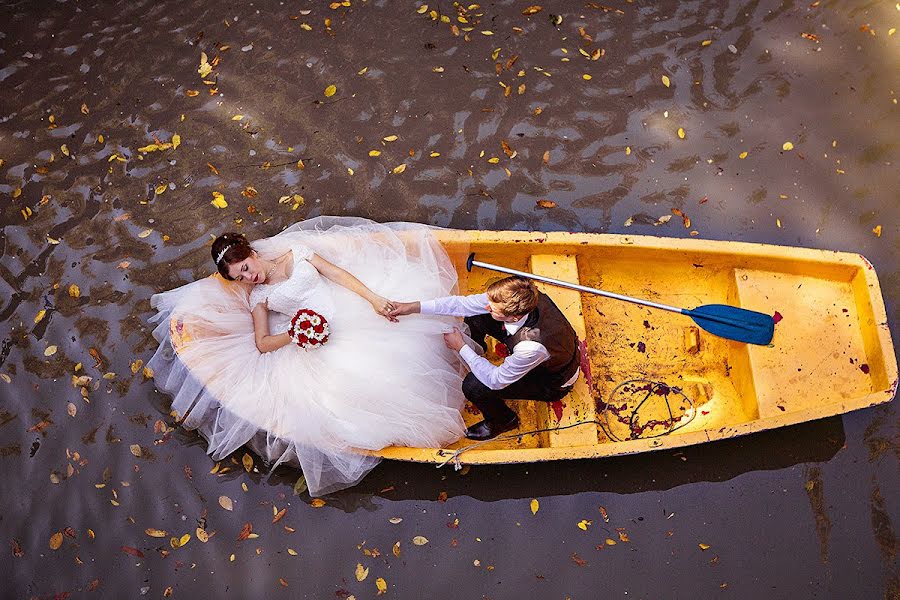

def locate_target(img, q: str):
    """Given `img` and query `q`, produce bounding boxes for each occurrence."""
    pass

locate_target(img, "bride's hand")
[371,297,399,322]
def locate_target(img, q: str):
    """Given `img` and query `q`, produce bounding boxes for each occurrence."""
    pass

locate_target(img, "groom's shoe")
[464,415,520,441]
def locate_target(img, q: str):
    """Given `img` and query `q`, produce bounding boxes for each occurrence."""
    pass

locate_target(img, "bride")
[148,217,467,496]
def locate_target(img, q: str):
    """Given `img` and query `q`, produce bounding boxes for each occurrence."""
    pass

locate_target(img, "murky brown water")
[2,0,898,598]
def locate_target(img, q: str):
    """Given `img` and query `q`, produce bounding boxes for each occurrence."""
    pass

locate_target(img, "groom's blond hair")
[486,276,539,317]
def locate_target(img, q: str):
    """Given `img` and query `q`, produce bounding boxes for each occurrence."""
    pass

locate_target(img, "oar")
[466,253,775,346]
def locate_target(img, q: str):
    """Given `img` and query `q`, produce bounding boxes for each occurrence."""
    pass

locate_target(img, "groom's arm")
[391,293,490,318]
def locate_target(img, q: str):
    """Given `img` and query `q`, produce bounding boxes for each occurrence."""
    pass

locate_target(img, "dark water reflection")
[2,0,897,598]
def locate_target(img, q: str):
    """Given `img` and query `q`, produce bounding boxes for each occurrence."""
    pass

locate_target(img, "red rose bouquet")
[289,308,330,350]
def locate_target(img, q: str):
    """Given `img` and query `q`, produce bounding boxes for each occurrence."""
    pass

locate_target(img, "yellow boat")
[372,230,897,467]
[171,230,897,469]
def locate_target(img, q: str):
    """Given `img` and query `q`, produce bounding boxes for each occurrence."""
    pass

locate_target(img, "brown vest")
[503,292,580,384]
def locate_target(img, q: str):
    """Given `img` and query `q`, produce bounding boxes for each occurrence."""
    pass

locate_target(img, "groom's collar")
[503,312,532,335]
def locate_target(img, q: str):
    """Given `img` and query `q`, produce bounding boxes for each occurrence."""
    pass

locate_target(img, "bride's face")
[227,253,266,284]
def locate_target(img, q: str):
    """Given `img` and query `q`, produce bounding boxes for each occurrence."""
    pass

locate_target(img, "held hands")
[387,301,420,318]
[370,296,399,322]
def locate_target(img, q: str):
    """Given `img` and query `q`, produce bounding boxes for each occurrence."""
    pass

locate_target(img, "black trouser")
[463,315,573,422]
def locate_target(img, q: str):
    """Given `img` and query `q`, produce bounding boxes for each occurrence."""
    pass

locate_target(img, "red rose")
[309,338,318,345]
[297,334,309,344]
[313,324,324,334]
[299,320,311,329]
[495,342,510,358]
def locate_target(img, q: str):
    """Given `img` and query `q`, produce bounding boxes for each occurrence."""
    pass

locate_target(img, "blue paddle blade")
[684,304,775,345]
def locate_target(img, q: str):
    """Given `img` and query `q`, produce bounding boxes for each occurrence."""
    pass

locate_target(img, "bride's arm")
[308,254,398,321]
[251,302,293,353]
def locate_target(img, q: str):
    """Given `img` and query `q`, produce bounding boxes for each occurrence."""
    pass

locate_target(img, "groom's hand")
[443,328,465,352]
[388,301,420,318]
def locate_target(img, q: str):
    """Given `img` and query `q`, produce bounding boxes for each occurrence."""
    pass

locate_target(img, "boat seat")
[528,254,598,448]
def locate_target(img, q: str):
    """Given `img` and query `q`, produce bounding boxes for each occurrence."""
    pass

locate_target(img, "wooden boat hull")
[370,230,897,466]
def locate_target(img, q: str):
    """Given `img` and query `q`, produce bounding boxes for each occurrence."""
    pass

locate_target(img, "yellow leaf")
[196,528,209,543]
[130,444,142,457]
[300,22,312,31]
[61,144,70,157]
[677,127,686,139]
[530,499,539,515]
[130,359,143,374]
[324,84,337,97]
[577,519,591,531]
[355,563,369,581]
[219,495,234,511]
[701,39,712,46]
[145,528,168,538]
[661,74,671,87]
[383,135,398,142]
[522,6,543,15]
[44,345,58,357]
[98,134,104,143]
[392,164,407,174]
[242,453,253,472]
[417,4,428,13]
[412,535,429,545]
[481,30,494,35]
[357,66,368,75]
[178,534,190,547]
[198,52,212,77]
[68,284,80,298]
[739,151,748,159]
[369,150,381,157]
[432,66,444,73]
[375,578,387,595]
[211,192,228,208]
[347,167,354,176]
[782,141,794,151]
[699,543,711,550]
[872,225,882,237]
[138,229,153,238]
[605,538,617,545]
[287,548,298,556]
[49,532,63,550]
[34,309,46,324]
[487,157,500,164]
[429,152,440,157]
[582,74,592,80]
[310,498,326,508]
[625,146,631,155]
[172,134,181,150]
[232,115,243,121]
[155,184,167,195]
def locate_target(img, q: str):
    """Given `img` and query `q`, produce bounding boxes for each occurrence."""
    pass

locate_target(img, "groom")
[390,276,581,441]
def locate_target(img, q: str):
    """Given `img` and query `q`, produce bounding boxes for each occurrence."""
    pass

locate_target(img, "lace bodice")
[248,244,334,333]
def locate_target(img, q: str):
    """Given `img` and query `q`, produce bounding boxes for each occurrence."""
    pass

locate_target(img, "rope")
[436,378,695,470]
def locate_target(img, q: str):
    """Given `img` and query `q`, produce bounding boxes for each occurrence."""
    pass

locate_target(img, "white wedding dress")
[148,217,467,496]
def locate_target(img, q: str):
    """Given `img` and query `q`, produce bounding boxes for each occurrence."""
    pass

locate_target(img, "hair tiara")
[215,244,233,265]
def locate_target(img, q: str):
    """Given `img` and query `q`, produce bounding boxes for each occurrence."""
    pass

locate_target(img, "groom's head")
[485,276,539,322]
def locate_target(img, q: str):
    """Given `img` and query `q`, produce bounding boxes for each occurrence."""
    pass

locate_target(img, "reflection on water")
[1,0,897,598]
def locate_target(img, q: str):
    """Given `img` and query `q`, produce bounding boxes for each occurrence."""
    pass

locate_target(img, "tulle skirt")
[148,217,467,496]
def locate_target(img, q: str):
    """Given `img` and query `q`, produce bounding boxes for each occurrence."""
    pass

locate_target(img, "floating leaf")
[211,192,228,209]
[392,163,407,174]
[605,538,617,546]
[145,528,167,538]
[198,52,212,78]
[739,151,748,159]
[130,444,142,457]
[219,495,234,511]
[530,499,539,515]
[49,532,63,550]
[242,453,253,472]
[34,309,46,324]
[389,517,403,524]
[677,127,686,139]
[536,199,556,209]
[393,541,401,557]
[523,6,543,15]
[324,84,337,97]
[699,543,711,551]
[577,519,591,531]
[661,74,671,87]
[44,345,58,357]
[121,545,144,558]
[355,563,369,581]
[872,225,882,237]
[67,402,77,417]
[231,115,244,121]
[383,135,398,142]
[582,74,592,80]
[412,535,429,546]
[782,141,794,151]
[375,578,387,595]
[196,528,209,543]
[68,284,80,298]
[369,150,381,157]
[310,498,326,508]
[287,548,298,556]
[292,475,308,496]
[172,134,181,150]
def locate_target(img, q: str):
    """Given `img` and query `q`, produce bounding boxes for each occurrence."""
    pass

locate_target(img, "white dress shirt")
[420,294,579,391]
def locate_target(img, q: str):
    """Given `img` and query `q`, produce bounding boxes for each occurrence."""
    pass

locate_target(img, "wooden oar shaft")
[469,258,685,315]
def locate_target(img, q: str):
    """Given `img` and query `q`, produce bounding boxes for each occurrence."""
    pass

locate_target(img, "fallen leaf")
[536,199,556,209]
[392,542,401,557]
[412,535,429,545]
[44,345,58,357]
[145,528,167,538]
[310,499,326,508]
[211,192,228,209]
[661,74,671,87]
[392,164,407,174]
[34,309,46,324]
[699,543,711,551]
[219,495,234,511]
[237,522,252,541]
[522,6,543,15]
[324,84,337,97]
[577,519,591,531]
[677,127,686,139]
[49,532,63,550]
[782,141,794,151]
[375,578,387,595]
[67,402,77,417]
[872,225,882,237]
[242,453,253,472]
[355,563,369,581]
[121,545,144,558]
[530,499,539,515]
[389,517,403,524]
[68,284,80,298]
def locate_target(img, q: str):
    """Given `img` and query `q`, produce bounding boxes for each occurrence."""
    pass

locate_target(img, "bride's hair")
[211,232,254,280]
